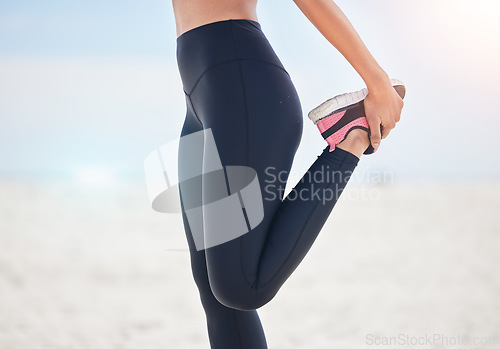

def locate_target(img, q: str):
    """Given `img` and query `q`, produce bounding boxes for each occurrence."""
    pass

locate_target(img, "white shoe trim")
[308,79,404,124]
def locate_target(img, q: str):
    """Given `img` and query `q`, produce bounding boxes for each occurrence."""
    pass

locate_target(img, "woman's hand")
[293,0,405,151]
[363,80,404,151]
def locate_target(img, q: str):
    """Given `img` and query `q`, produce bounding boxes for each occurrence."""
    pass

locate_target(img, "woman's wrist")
[362,67,391,93]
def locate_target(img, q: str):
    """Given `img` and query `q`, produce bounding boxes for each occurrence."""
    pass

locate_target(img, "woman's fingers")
[381,119,395,139]
[364,85,404,149]
[381,96,403,138]
[366,114,382,151]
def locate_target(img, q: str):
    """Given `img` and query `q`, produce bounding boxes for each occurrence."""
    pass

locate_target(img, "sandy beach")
[1,179,499,348]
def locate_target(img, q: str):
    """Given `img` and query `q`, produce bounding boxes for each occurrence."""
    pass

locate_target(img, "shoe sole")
[308,78,406,124]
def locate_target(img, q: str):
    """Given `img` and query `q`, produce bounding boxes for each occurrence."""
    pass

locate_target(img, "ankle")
[336,128,370,158]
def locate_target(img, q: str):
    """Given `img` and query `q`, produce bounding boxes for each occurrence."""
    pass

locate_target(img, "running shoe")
[308,79,406,154]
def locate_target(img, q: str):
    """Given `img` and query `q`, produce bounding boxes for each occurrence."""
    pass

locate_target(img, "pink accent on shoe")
[316,110,346,133]
[321,117,369,152]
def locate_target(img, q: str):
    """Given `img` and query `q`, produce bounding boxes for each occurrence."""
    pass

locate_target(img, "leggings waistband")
[176,19,286,94]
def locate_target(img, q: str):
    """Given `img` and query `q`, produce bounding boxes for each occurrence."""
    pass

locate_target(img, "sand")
[0,179,499,348]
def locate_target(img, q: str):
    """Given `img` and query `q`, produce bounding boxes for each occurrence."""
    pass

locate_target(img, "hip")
[176,19,290,95]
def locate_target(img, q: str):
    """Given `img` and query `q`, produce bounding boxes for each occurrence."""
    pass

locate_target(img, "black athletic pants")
[176,19,359,348]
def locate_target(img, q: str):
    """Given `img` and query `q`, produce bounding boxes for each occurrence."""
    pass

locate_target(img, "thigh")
[178,98,269,348]
[191,59,303,279]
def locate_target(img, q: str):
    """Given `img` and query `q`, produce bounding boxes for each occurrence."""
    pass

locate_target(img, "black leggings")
[176,19,359,348]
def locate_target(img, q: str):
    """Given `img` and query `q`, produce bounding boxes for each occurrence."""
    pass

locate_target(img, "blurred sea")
[1,179,499,348]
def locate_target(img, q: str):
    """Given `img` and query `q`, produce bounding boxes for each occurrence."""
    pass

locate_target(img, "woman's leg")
[178,103,268,348]
[187,58,360,311]
[176,19,362,347]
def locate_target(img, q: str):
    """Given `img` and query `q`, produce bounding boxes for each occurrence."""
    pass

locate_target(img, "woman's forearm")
[293,0,391,90]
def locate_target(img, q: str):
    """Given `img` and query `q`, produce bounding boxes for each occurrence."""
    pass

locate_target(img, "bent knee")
[211,284,276,311]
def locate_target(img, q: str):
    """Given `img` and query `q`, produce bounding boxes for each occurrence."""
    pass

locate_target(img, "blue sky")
[1,0,499,183]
